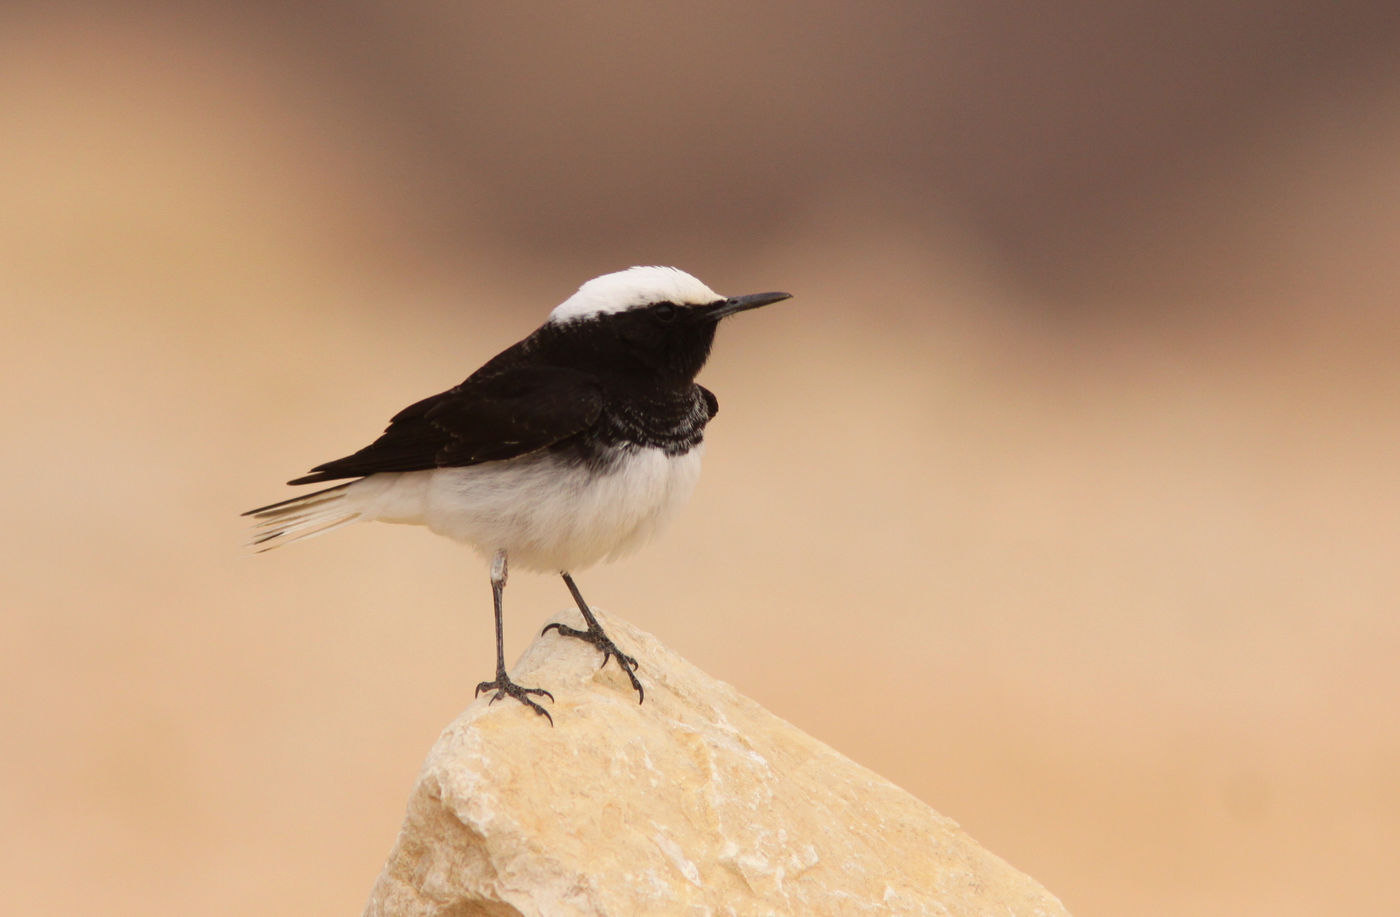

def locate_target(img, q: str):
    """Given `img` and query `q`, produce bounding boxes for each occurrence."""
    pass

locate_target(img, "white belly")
[342,446,704,572]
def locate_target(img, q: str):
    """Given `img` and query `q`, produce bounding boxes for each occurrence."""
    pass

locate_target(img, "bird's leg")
[542,572,644,703]
[474,549,554,723]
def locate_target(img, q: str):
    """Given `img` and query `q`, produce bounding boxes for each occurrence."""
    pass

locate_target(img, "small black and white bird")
[244,266,790,722]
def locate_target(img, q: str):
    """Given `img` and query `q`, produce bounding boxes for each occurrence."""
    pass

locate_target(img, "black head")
[541,267,791,384]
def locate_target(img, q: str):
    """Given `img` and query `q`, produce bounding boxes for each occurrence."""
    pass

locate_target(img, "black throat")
[586,384,716,455]
[531,311,722,463]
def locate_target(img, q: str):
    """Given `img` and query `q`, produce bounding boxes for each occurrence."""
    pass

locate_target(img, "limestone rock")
[363,610,1070,917]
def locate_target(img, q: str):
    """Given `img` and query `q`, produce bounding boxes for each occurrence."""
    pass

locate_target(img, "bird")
[243,266,791,722]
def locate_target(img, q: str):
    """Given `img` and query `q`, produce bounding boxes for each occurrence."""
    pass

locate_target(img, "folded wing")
[288,364,603,485]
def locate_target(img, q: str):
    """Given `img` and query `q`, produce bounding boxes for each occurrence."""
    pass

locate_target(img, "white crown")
[548,266,722,324]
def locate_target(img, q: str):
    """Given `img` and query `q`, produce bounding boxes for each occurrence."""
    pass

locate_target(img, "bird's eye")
[653,303,678,323]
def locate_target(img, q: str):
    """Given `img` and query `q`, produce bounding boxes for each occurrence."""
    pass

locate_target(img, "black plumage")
[287,300,724,485]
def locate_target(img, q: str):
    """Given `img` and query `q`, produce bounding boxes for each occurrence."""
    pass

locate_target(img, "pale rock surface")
[364,610,1070,917]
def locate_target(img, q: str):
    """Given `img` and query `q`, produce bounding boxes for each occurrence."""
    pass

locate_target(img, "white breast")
[342,446,704,572]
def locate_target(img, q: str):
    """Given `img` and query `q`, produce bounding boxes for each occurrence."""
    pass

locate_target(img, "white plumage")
[250,445,704,572]
[547,266,721,324]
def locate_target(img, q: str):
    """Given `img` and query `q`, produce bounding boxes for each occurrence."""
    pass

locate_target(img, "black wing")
[288,364,603,484]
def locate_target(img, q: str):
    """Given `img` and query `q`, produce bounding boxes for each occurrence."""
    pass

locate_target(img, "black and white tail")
[242,482,360,551]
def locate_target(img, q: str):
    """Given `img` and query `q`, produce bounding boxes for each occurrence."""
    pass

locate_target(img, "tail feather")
[249,503,346,530]
[243,482,360,551]
[243,482,353,517]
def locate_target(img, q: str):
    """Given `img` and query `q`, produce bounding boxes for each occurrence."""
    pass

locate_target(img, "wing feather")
[287,364,603,485]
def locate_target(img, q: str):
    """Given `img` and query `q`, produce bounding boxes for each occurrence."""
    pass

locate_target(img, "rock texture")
[364,610,1070,917]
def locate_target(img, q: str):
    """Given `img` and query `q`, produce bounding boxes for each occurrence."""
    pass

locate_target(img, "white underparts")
[253,446,704,573]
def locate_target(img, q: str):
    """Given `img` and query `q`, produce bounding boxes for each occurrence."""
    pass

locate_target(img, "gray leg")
[474,549,554,722]
[542,572,644,703]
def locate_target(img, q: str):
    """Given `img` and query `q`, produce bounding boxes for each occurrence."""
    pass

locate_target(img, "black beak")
[705,290,792,321]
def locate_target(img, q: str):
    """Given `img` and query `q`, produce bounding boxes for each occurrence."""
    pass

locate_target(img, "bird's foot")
[542,620,644,703]
[475,673,554,724]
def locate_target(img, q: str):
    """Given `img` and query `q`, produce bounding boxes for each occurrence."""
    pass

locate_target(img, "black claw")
[475,675,555,725]
[542,621,645,704]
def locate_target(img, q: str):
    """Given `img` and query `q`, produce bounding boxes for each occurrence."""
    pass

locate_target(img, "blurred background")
[3,3,1398,915]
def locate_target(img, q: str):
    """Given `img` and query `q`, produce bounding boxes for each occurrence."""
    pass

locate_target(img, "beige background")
[3,4,1397,915]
